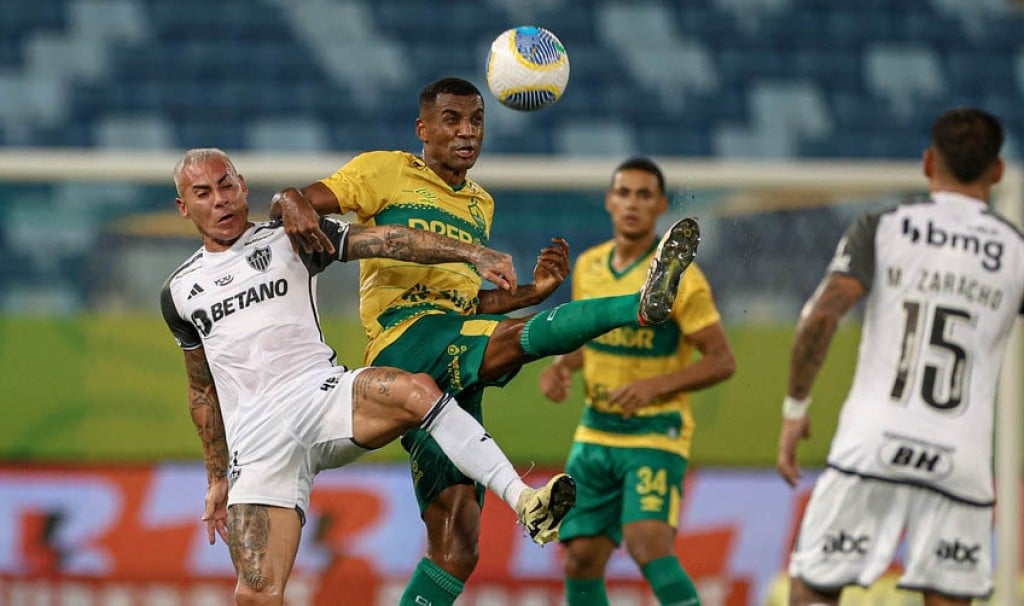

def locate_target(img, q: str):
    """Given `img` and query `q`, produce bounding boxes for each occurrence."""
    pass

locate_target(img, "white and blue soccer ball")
[486,26,570,111]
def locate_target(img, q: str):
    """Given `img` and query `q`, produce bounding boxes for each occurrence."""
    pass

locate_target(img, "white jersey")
[160,218,352,455]
[825,191,1024,505]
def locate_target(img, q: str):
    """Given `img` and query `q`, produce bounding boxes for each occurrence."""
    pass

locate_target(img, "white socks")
[419,394,527,509]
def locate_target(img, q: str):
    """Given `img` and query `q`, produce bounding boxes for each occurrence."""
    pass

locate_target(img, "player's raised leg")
[506,217,701,365]
[348,368,576,540]
[638,217,700,325]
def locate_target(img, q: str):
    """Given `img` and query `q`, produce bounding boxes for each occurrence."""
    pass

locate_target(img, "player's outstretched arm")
[183,348,230,545]
[777,272,865,487]
[271,183,342,255]
[345,223,517,292]
[478,237,570,313]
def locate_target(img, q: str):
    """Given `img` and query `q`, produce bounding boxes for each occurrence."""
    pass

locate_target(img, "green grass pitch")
[0,314,861,468]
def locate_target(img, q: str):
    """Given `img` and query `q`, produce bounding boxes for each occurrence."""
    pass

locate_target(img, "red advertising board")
[0,464,1016,605]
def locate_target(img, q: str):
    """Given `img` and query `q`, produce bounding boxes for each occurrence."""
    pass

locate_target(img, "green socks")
[399,557,464,606]
[642,555,700,605]
[521,293,640,357]
[565,576,609,605]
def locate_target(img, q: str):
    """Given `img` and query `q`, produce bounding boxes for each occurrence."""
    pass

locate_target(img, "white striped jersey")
[160,218,351,451]
[825,191,1024,505]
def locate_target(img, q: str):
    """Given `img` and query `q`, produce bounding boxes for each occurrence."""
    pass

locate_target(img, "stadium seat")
[247,117,330,152]
[596,3,719,115]
[1,0,1024,159]
[712,0,793,34]
[714,81,832,158]
[864,43,944,121]
[94,114,175,149]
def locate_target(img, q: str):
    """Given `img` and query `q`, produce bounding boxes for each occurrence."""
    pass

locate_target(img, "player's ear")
[923,148,934,179]
[990,157,1004,185]
[175,197,189,219]
[416,117,427,143]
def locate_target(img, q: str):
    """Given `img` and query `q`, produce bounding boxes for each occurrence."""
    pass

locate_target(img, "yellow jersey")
[572,238,721,457]
[319,151,494,361]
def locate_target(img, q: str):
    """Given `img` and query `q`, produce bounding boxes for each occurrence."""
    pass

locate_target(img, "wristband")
[782,395,811,420]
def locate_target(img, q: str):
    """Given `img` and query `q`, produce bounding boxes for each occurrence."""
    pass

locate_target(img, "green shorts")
[558,442,688,545]
[373,313,521,513]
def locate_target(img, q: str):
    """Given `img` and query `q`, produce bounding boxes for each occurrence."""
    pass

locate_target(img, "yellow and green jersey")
[572,238,721,458]
[319,151,494,362]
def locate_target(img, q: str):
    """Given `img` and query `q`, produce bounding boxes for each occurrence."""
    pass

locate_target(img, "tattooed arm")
[788,273,866,399]
[345,223,519,292]
[778,272,865,486]
[183,348,230,544]
[478,238,570,314]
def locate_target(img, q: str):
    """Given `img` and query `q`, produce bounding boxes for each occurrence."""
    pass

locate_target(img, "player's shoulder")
[241,220,288,246]
[353,149,407,163]
[162,247,205,299]
[982,207,1024,243]
[683,260,709,281]
[896,193,1024,242]
[679,260,711,293]
[576,239,615,266]
[340,150,409,174]
[844,198,910,238]
[165,248,204,284]
[865,197,917,222]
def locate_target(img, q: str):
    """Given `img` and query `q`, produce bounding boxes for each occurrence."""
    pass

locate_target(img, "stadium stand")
[2,0,1023,315]
[1,0,1021,157]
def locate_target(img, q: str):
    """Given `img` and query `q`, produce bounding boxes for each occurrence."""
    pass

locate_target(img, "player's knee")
[563,543,606,578]
[234,578,285,606]
[403,372,445,416]
[624,521,675,566]
[564,552,600,578]
[626,539,674,567]
[426,526,480,577]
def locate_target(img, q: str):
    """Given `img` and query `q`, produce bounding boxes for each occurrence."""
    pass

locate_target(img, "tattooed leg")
[227,504,301,605]
[347,368,529,516]
[349,367,422,449]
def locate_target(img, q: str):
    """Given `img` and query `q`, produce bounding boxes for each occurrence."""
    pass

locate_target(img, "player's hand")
[474,248,517,292]
[277,190,335,255]
[539,362,573,403]
[609,380,659,419]
[202,478,229,545]
[777,418,811,487]
[532,238,570,298]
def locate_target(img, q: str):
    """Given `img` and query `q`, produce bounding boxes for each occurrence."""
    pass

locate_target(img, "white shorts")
[227,366,372,517]
[789,468,993,599]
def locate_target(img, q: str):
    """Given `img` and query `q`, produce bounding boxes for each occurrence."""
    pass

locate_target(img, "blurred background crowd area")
[1,0,1022,319]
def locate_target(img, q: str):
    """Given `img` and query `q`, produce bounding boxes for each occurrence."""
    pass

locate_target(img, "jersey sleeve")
[160,278,201,350]
[827,211,880,290]
[672,263,721,336]
[301,217,351,274]
[318,151,401,220]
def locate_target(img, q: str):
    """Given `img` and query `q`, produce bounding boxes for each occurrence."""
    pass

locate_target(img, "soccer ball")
[486,26,570,111]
